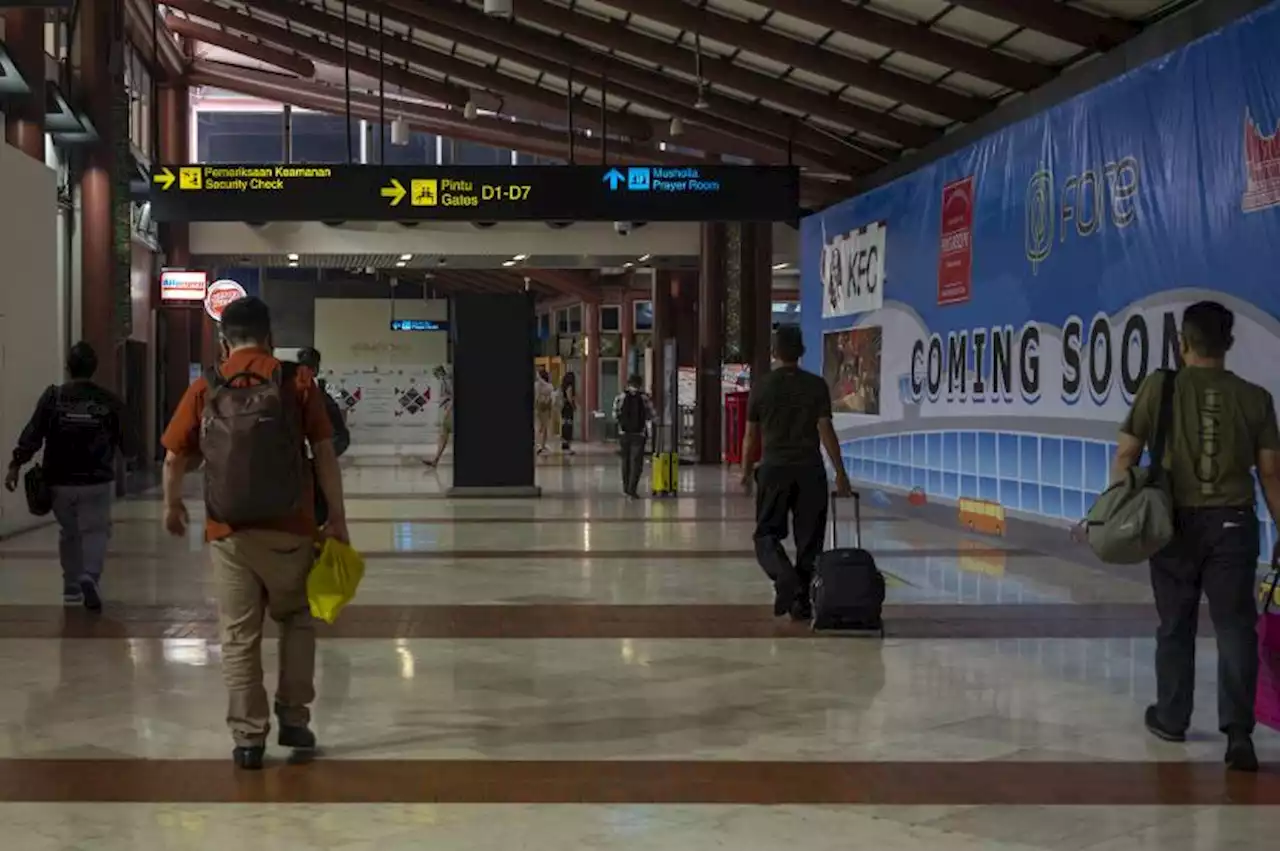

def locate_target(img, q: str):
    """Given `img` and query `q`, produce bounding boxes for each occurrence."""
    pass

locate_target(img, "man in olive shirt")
[742,326,853,620]
[1113,301,1280,773]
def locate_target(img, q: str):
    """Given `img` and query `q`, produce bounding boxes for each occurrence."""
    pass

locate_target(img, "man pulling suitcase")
[741,327,854,620]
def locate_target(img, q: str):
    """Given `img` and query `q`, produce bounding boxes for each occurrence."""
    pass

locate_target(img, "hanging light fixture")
[463,100,478,121]
[669,117,684,137]
[390,116,410,146]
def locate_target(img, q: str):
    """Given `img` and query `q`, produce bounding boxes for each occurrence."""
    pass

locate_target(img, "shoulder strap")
[204,366,226,390]
[1147,368,1178,483]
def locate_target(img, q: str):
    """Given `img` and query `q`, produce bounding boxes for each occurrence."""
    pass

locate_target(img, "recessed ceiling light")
[638,254,651,262]
[288,261,298,267]
[623,262,634,268]
[513,253,528,261]
[395,261,407,268]
[502,259,516,267]
[287,253,299,261]
[400,254,413,261]
[772,262,790,270]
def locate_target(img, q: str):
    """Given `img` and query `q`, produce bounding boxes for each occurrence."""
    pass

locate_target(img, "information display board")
[148,164,799,222]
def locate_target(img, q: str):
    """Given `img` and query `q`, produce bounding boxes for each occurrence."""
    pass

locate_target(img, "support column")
[159,83,195,422]
[697,223,726,464]
[80,0,129,391]
[3,8,45,159]
[650,269,674,441]
[582,301,599,442]
[741,222,774,383]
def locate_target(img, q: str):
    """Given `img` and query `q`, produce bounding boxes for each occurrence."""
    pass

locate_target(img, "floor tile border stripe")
[0,759,1273,805]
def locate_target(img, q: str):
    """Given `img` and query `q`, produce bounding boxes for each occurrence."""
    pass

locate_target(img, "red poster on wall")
[938,176,975,306]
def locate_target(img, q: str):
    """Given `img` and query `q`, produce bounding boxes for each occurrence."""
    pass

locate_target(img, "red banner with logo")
[938,176,974,306]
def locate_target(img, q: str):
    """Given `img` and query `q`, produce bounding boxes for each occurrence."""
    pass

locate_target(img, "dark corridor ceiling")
[146,0,1194,208]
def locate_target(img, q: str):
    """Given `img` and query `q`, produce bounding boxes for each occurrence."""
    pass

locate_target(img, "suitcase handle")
[829,489,861,549]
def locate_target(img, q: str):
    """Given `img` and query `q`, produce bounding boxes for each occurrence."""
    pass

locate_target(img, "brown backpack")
[200,362,304,526]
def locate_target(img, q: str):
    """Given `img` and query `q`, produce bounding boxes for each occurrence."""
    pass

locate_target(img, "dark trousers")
[753,464,829,600]
[561,403,575,449]
[1149,506,1260,735]
[619,433,646,495]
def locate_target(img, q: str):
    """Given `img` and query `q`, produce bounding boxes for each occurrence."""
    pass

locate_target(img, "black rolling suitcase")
[811,491,886,634]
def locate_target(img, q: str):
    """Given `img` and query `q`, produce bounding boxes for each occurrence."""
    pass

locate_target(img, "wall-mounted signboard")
[159,269,208,303]
[390,319,449,332]
[149,164,799,223]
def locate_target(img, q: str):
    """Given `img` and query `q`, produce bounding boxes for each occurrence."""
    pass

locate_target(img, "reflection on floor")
[0,456,1276,849]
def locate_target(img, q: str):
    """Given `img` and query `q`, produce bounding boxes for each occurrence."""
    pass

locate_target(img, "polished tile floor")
[0,455,1276,849]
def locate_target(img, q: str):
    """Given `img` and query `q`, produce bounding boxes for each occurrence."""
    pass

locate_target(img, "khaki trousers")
[210,529,316,746]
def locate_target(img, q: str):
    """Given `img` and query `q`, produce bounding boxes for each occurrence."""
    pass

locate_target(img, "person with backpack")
[612,374,655,499]
[297,347,351,527]
[559,370,577,455]
[160,297,349,771]
[740,326,853,620]
[4,342,135,612]
[1113,301,1280,773]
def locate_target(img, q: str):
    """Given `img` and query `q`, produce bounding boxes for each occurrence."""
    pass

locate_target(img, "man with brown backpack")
[160,296,349,770]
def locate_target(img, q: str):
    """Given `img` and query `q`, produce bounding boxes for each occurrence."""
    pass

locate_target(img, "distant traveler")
[534,369,556,454]
[613,374,655,499]
[423,365,453,469]
[560,370,577,455]
[160,296,349,771]
[4,342,135,612]
[297,347,350,527]
[1114,301,1279,773]
[741,326,853,620]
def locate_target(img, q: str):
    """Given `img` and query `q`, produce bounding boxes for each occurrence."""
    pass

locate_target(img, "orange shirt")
[161,348,333,542]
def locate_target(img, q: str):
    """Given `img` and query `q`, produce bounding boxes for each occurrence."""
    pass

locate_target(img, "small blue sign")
[390,319,449,332]
[627,167,651,191]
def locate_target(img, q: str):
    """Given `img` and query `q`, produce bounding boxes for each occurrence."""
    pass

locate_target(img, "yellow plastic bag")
[307,538,365,624]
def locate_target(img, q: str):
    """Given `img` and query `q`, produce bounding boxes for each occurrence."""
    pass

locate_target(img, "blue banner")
[801,2,1280,549]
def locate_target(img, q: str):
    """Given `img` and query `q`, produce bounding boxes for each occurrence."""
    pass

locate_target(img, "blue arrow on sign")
[602,168,625,190]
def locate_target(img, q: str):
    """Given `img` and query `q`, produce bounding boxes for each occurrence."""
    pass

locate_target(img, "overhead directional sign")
[148,164,799,222]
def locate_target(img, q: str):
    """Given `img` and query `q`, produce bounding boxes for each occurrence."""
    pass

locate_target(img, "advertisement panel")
[800,2,1280,556]
[159,269,207,303]
[820,220,885,318]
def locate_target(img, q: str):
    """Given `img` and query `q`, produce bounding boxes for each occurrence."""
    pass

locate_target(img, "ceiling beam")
[125,0,186,79]
[167,16,316,78]
[371,0,878,175]
[240,0,653,140]
[523,268,601,304]
[944,0,1140,51]
[602,0,989,123]
[161,0,468,107]
[512,1,939,149]
[766,0,1056,92]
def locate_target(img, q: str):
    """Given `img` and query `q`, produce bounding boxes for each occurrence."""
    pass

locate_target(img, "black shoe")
[278,725,317,750]
[1144,705,1187,743]
[789,599,813,623]
[79,577,102,613]
[1225,732,1259,773]
[233,745,265,770]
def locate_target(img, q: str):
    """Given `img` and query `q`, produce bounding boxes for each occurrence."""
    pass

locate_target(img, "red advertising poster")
[938,176,975,306]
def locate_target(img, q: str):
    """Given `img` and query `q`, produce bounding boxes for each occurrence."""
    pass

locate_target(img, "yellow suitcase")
[651,452,679,496]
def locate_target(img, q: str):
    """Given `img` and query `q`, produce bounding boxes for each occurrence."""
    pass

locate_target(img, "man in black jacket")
[4,343,134,611]
[297,348,350,527]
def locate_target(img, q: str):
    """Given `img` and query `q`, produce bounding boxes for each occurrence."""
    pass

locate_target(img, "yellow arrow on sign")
[381,178,407,206]
[153,167,176,191]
